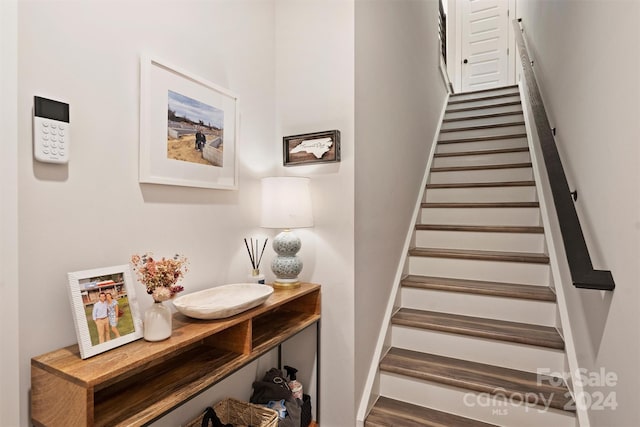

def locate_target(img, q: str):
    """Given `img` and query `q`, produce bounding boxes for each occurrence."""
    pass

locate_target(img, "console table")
[31,283,321,426]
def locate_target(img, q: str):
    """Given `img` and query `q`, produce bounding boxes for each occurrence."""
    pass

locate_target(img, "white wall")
[517,1,640,426]
[12,0,358,425]
[354,0,447,409]
[274,1,356,425]
[446,0,459,93]
[16,1,280,425]
[1,0,20,425]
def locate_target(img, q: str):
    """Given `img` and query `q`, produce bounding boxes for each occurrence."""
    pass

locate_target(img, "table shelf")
[31,283,321,427]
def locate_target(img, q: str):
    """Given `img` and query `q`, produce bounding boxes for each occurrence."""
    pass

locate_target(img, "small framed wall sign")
[283,130,341,166]
[67,265,144,359]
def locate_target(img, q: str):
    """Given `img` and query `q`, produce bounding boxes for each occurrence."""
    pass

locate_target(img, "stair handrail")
[513,19,614,290]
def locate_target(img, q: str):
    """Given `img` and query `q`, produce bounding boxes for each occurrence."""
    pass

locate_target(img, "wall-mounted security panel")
[33,96,70,164]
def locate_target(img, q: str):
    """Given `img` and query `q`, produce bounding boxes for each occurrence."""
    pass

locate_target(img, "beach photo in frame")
[283,130,341,166]
[67,265,143,359]
[139,55,239,189]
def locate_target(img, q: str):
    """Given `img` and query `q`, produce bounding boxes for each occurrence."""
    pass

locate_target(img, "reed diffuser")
[244,237,267,284]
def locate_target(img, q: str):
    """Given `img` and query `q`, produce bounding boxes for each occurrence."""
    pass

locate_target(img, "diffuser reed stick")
[257,239,268,270]
[244,238,255,269]
[244,237,268,270]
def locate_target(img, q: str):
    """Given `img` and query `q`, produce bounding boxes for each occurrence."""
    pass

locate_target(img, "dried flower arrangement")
[130,253,188,302]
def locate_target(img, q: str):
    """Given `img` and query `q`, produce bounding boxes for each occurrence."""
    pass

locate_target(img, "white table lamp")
[260,177,313,288]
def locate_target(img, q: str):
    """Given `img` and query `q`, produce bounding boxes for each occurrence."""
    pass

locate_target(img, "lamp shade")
[260,177,313,229]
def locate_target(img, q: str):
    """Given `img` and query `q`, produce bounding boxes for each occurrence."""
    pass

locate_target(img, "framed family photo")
[67,265,143,359]
[139,55,239,189]
[283,130,341,166]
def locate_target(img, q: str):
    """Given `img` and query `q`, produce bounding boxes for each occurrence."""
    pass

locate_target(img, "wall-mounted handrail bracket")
[513,19,615,291]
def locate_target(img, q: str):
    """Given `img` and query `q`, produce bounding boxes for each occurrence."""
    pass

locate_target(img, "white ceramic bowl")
[172,283,273,320]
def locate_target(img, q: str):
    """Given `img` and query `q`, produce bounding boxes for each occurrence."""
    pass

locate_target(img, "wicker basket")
[185,398,279,427]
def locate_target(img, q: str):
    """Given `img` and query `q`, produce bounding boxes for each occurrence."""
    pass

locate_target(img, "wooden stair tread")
[416,224,544,234]
[392,308,564,349]
[446,101,521,113]
[409,247,550,264]
[440,121,526,133]
[434,147,528,157]
[402,275,556,301]
[366,396,498,427]
[442,110,523,123]
[426,180,535,189]
[422,201,539,208]
[431,162,532,172]
[438,133,527,144]
[448,92,520,105]
[380,347,573,411]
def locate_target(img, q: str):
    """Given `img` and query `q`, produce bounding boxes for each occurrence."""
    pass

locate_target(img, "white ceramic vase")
[144,301,172,341]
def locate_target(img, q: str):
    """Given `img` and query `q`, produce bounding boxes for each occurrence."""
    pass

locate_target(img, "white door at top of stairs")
[460,0,512,92]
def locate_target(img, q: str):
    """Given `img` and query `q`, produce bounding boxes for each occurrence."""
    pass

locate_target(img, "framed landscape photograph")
[67,265,143,359]
[139,55,239,189]
[283,130,341,166]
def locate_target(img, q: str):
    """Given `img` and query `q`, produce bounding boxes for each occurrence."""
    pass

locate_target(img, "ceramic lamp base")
[272,279,302,289]
[271,230,303,287]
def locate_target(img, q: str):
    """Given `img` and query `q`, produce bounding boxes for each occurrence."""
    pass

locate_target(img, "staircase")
[365,86,577,427]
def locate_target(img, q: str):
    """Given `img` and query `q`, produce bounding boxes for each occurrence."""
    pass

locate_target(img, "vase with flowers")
[131,253,188,341]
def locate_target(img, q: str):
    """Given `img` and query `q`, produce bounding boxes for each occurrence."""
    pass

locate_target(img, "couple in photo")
[195,130,206,151]
[92,292,121,344]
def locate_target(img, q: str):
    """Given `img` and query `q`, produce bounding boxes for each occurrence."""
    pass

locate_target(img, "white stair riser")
[436,137,528,153]
[391,326,565,373]
[441,113,525,130]
[421,207,541,226]
[408,257,550,286]
[467,80,508,92]
[447,95,521,111]
[424,186,538,203]
[379,374,576,427]
[445,104,523,120]
[400,287,556,325]
[449,88,520,102]
[433,151,531,167]
[415,229,545,253]
[429,167,533,184]
[439,125,526,141]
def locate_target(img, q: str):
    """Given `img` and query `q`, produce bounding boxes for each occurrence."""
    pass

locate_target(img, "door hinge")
[507,9,510,17]
[507,47,509,56]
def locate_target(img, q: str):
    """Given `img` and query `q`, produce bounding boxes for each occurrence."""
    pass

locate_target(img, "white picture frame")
[139,55,239,189]
[67,265,143,359]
